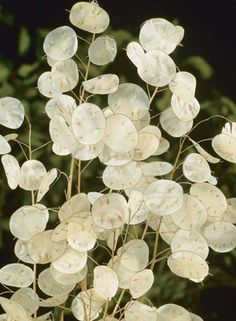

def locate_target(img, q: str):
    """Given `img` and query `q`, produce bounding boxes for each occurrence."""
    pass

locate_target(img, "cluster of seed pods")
[0,1,236,321]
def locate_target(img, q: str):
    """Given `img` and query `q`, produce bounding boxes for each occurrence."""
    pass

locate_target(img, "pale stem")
[67,157,75,199]
[32,140,52,153]
[170,136,187,180]
[103,300,109,319]
[111,229,117,266]
[26,114,38,319]
[141,217,151,240]
[150,217,162,270]
[79,33,95,104]
[80,277,87,291]
[149,86,159,106]
[60,310,64,321]
[110,289,126,319]
[77,160,81,193]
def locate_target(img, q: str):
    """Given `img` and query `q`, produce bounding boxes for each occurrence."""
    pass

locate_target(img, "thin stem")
[67,157,75,199]
[76,54,88,69]
[80,278,87,292]
[170,137,187,180]
[141,217,150,240]
[79,33,95,104]
[60,311,64,321]
[25,113,32,160]
[15,140,28,160]
[111,229,117,266]
[77,160,81,193]
[150,218,162,270]
[32,140,52,153]
[80,160,93,175]
[111,289,126,319]
[149,86,159,106]
[103,300,109,319]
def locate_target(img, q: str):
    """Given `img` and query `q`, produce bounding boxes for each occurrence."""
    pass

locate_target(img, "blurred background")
[0,0,236,320]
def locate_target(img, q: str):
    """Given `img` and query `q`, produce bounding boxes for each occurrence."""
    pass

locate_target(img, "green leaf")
[17,62,39,77]
[0,62,10,81]
[18,27,31,56]
[0,81,14,96]
[183,56,213,80]
[0,5,14,26]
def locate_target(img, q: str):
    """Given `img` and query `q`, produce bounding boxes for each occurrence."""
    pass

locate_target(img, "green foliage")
[0,5,236,321]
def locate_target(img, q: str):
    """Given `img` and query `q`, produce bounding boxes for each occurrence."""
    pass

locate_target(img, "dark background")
[0,1,236,321]
[0,0,236,100]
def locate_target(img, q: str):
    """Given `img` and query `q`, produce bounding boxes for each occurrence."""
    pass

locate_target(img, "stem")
[60,311,64,321]
[110,289,126,319]
[141,217,150,240]
[170,136,187,180]
[103,300,109,319]
[149,86,159,106]
[77,160,81,193]
[67,157,75,199]
[79,33,95,104]
[150,217,162,271]
[80,277,87,291]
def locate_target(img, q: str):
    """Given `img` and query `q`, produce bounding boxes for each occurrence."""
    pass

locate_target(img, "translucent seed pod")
[203,221,236,252]
[139,18,183,54]
[10,204,49,241]
[58,193,90,222]
[137,50,176,87]
[37,168,58,202]
[167,251,209,282]
[27,230,67,264]
[0,297,29,321]
[38,268,75,297]
[37,71,60,98]
[19,160,47,191]
[70,2,110,34]
[102,161,142,190]
[212,133,236,163]
[157,304,191,321]
[126,41,145,67]
[129,269,154,299]
[93,265,119,299]
[171,194,207,230]
[82,74,119,95]
[43,26,78,61]
[0,97,25,129]
[51,59,79,93]
[1,154,21,189]
[71,289,105,321]
[125,300,158,321]
[39,295,68,308]
[91,193,129,230]
[144,179,184,215]
[0,135,11,155]
[171,95,200,121]
[0,263,34,288]
[117,239,149,272]
[160,107,193,137]
[103,114,138,153]
[11,288,39,316]
[51,246,87,274]
[72,103,106,145]
[108,83,149,121]
[171,229,209,259]
[189,138,220,164]
[88,36,117,65]
[183,153,211,183]
[169,71,196,103]
[190,183,227,218]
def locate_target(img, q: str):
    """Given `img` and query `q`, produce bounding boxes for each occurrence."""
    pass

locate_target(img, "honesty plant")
[0,1,236,321]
